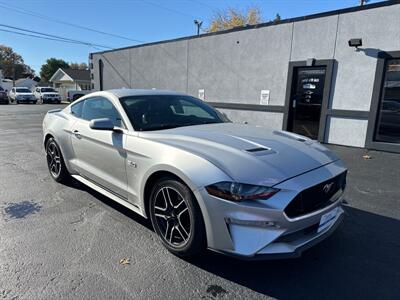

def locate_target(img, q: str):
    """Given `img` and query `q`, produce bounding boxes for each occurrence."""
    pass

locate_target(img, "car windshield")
[120,95,229,131]
[41,88,55,92]
[16,88,31,93]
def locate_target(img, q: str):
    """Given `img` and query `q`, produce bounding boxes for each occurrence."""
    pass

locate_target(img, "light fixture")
[194,19,203,36]
[348,38,362,49]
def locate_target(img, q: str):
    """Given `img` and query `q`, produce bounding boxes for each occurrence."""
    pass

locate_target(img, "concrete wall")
[187,23,293,106]
[90,3,400,148]
[331,5,400,111]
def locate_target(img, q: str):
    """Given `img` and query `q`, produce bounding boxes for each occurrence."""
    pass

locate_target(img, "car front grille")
[284,171,347,219]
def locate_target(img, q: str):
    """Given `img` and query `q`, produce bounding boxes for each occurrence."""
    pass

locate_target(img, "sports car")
[42,89,347,259]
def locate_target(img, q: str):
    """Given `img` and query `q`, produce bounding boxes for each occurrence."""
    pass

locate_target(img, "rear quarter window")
[71,101,84,118]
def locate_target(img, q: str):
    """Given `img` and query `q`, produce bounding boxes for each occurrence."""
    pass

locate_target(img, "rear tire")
[46,138,70,183]
[149,177,206,257]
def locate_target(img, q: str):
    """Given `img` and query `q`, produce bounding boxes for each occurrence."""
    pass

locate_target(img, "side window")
[81,97,123,127]
[71,101,84,118]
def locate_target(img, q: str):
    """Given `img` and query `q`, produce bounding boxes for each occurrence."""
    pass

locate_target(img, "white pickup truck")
[34,87,61,104]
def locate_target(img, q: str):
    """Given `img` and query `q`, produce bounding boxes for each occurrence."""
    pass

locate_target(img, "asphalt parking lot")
[0,104,399,299]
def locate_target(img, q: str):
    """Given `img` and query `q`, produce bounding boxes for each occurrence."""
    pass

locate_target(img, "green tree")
[0,45,33,80]
[40,58,69,82]
[205,7,262,33]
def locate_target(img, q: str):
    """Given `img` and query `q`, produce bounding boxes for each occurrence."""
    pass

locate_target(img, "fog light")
[225,218,279,228]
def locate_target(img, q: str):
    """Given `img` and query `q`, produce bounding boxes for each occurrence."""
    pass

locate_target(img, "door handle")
[72,130,81,139]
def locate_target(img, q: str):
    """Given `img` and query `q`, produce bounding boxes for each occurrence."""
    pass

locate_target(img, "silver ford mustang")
[43,89,347,259]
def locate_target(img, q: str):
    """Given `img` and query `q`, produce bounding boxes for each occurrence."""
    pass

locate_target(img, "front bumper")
[43,97,60,103]
[16,98,36,103]
[194,159,347,259]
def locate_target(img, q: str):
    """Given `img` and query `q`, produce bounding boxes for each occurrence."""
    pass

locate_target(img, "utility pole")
[194,20,203,36]
[12,57,15,87]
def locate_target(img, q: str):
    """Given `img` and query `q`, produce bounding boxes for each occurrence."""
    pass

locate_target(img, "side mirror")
[89,118,115,131]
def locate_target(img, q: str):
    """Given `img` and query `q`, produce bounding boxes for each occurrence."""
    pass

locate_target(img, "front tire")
[46,138,69,183]
[149,177,206,257]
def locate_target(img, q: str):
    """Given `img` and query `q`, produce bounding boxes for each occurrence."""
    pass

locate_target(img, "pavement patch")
[3,200,42,220]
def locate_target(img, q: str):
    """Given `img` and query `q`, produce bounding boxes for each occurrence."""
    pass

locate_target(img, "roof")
[107,88,186,98]
[61,68,90,82]
[91,0,400,56]
[15,77,35,83]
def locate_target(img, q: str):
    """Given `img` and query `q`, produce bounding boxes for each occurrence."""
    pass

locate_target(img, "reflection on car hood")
[140,123,340,186]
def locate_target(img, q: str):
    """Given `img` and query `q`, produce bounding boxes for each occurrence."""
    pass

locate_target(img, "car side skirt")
[71,174,145,217]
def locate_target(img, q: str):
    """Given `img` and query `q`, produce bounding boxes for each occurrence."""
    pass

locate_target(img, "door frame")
[365,50,400,153]
[282,59,335,142]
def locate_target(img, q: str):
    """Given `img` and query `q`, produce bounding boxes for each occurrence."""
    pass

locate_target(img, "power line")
[0,28,93,46]
[0,1,145,44]
[191,0,219,12]
[0,24,113,49]
[144,0,199,19]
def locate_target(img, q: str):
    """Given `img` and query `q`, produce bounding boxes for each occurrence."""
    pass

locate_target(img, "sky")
[0,0,384,74]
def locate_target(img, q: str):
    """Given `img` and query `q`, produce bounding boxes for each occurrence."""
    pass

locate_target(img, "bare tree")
[205,7,262,33]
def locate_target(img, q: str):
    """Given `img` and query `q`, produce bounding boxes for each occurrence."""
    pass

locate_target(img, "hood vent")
[246,147,269,153]
[244,147,276,156]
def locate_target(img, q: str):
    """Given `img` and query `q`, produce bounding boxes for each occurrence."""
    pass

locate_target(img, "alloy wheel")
[46,142,61,177]
[153,186,192,247]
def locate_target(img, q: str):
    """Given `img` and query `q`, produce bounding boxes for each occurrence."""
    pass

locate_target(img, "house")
[15,77,39,90]
[49,68,91,100]
[90,0,400,153]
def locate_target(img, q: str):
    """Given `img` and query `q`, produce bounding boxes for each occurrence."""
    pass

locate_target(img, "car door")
[35,87,41,100]
[9,88,15,100]
[70,96,128,199]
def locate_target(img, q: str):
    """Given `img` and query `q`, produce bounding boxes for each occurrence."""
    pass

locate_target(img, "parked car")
[8,87,37,104]
[34,87,61,104]
[0,78,13,93]
[67,90,91,102]
[0,87,9,104]
[43,89,347,259]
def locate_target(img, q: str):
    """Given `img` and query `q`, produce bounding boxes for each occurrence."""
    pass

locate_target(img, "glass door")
[374,59,400,143]
[289,67,326,140]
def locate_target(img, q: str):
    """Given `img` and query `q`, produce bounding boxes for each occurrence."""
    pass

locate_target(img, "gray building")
[90,0,400,153]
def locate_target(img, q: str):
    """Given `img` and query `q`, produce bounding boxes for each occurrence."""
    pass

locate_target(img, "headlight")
[205,181,279,201]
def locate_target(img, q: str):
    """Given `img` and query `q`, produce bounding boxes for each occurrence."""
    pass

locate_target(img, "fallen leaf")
[362,154,372,160]
[119,258,130,265]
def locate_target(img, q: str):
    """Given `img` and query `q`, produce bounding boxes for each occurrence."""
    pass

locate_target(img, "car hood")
[42,92,59,95]
[140,123,340,186]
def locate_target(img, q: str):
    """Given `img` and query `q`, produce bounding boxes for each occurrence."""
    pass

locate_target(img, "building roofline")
[49,68,73,82]
[90,0,399,57]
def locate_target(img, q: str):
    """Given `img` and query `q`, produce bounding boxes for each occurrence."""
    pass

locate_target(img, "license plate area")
[318,207,339,233]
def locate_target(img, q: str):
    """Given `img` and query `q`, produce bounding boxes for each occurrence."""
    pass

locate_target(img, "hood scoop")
[244,147,276,156]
